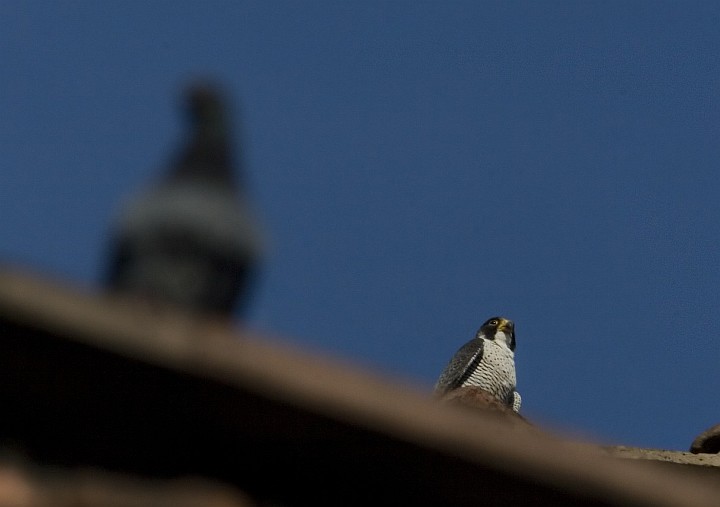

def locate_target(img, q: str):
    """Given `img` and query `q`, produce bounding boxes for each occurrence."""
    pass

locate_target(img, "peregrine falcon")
[434,316,521,412]
[104,83,264,316]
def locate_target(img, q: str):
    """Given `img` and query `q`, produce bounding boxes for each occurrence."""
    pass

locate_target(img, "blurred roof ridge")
[0,264,718,506]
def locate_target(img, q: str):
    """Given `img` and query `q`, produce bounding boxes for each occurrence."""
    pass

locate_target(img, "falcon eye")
[490,319,498,326]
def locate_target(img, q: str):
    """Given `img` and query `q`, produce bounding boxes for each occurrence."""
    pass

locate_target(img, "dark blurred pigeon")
[105,83,264,317]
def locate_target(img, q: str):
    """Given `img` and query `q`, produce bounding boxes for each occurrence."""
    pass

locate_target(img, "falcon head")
[476,316,516,351]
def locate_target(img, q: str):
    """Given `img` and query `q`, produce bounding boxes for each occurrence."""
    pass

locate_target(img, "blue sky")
[2,1,720,451]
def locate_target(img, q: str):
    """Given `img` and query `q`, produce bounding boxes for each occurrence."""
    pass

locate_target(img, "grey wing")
[433,338,484,395]
[511,391,522,412]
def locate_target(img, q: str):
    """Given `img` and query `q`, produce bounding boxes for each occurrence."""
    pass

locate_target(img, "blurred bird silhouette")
[104,83,264,317]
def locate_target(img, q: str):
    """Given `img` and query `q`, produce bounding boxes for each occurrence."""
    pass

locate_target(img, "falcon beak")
[497,319,514,333]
